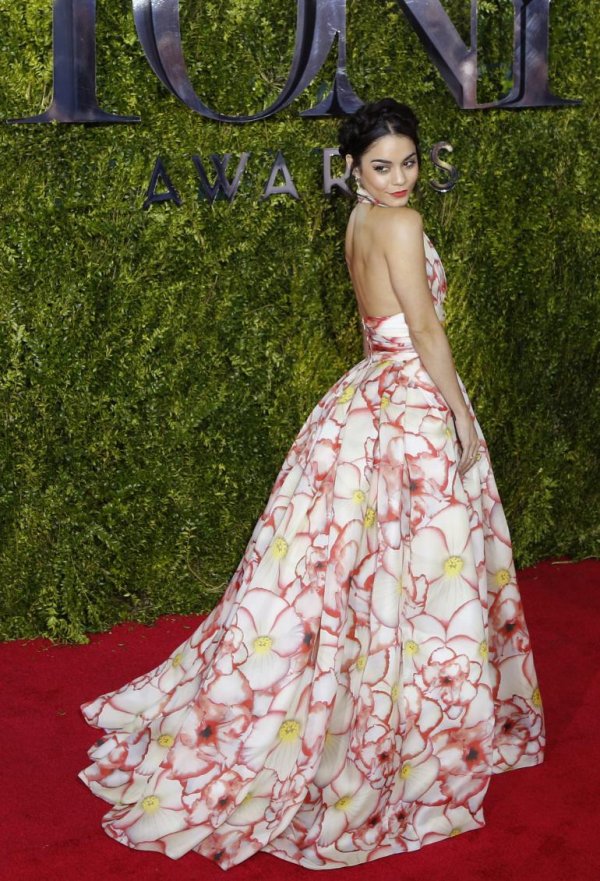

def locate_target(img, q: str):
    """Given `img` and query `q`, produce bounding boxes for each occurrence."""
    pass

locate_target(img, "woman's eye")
[374,166,388,173]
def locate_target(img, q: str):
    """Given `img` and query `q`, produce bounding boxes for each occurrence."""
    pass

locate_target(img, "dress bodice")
[361,231,448,360]
[423,232,448,322]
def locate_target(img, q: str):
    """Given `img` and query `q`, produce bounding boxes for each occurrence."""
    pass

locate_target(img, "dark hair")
[338,98,421,172]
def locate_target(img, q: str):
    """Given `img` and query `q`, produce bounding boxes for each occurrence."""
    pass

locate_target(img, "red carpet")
[3,558,599,881]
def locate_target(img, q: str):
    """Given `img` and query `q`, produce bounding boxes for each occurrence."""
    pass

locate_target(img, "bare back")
[345,203,419,319]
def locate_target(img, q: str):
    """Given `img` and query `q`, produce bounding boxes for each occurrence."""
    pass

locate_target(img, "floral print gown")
[78,231,545,870]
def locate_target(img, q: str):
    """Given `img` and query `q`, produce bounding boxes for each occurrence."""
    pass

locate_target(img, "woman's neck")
[355,184,393,207]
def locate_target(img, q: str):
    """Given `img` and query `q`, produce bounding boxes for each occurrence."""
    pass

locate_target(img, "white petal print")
[402,755,441,802]
[425,576,478,623]
[78,233,544,870]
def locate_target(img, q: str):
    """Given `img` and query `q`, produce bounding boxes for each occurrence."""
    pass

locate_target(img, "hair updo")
[338,98,421,172]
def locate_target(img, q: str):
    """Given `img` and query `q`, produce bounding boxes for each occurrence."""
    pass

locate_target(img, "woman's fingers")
[458,443,480,474]
[453,412,480,475]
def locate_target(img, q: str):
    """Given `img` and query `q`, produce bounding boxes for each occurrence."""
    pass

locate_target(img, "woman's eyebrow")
[370,152,417,164]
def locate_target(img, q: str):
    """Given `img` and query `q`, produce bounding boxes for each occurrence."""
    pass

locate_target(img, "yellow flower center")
[364,507,376,527]
[157,734,174,748]
[444,425,453,438]
[171,653,183,668]
[352,489,366,504]
[391,684,400,701]
[444,555,464,577]
[380,394,391,409]
[334,795,353,810]
[141,795,160,814]
[271,537,288,558]
[479,640,489,660]
[278,719,301,742]
[405,640,419,656]
[400,763,412,779]
[532,687,543,708]
[241,792,254,805]
[253,635,273,655]
[325,731,335,745]
[379,359,394,368]
[356,655,367,671]
[338,385,355,404]
[495,568,511,587]
[449,827,461,837]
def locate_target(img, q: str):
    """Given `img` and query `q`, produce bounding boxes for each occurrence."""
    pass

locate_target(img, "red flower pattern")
[79,232,545,869]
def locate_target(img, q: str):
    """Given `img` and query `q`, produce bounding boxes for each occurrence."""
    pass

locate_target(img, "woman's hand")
[453,410,480,475]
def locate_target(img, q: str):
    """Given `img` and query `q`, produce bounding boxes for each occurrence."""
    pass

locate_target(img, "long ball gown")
[78,214,545,870]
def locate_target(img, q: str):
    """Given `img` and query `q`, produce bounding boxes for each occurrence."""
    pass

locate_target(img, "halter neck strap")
[355,184,392,207]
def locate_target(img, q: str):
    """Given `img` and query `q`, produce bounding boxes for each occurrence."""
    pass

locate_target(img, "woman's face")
[347,133,419,207]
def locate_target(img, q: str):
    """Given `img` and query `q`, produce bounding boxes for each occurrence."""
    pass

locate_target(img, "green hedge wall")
[0,1,598,643]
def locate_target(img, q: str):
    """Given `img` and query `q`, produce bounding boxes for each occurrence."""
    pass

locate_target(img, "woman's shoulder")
[380,205,423,226]
[377,205,424,244]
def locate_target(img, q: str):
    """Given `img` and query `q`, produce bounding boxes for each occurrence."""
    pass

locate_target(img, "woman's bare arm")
[381,209,470,419]
[381,208,480,473]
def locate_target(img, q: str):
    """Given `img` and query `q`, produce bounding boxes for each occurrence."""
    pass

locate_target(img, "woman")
[78,98,545,870]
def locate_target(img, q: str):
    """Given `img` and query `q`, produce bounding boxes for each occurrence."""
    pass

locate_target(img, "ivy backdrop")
[0,0,598,643]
